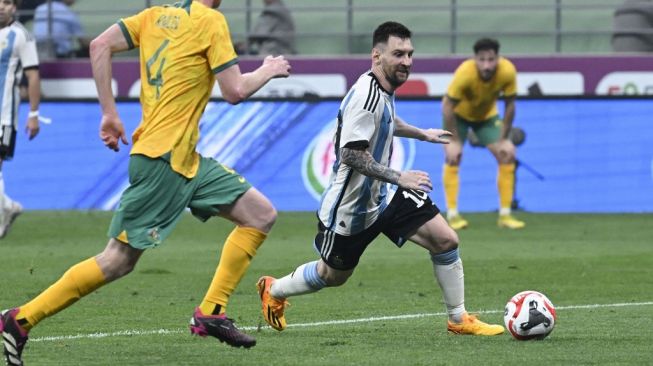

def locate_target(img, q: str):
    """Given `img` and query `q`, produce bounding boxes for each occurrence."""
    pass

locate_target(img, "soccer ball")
[504,291,556,340]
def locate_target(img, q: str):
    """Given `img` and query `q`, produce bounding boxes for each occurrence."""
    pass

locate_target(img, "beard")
[384,65,410,88]
[479,68,496,81]
[0,14,10,27]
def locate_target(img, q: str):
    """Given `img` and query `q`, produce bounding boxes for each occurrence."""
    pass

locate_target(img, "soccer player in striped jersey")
[1,1,290,363]
[0,0,41,239]
[258,21,504,337]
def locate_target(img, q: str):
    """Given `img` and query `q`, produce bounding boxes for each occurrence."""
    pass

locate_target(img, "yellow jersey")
[119,0,237,178]
[446,57,517,122]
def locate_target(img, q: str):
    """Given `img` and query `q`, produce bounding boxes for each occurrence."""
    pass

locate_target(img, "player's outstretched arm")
[215,55,291,104]
[90,24,130,151]
[393,116,451,144]
[341,146,432,192]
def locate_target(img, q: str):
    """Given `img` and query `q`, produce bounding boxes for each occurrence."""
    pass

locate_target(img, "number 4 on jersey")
[146,39,170,99]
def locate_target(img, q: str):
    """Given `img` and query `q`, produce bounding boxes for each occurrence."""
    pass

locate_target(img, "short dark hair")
[473,38,500,54]
[373,21,412,47]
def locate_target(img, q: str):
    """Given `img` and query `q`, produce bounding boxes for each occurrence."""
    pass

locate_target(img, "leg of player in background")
[486,139,525,229]
[443,139,468,230]
[0,160,23,239]
[1,238,143,364]
[196,187,276,317]
[512,159,520,210]
[0,171,11,210]
[408,214,504,335]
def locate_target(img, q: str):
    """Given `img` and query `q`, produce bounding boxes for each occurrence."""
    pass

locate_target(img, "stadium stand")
[612,0,653,52]
[19,0,633,57]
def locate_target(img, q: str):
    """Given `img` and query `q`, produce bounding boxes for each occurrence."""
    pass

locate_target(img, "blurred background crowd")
[15,0,653,60]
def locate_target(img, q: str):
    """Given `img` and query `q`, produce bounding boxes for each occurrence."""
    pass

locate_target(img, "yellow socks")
[199,226,267,316]
[443,164,460,215]
[498,163,516,212]
[444,162,516,216]
[17,257,106,330]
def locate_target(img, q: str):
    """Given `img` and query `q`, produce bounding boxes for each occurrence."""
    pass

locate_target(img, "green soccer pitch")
[2,211,652,365]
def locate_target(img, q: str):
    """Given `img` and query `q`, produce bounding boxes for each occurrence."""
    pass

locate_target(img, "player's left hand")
[26,116,39,140]
[421,128,452,144]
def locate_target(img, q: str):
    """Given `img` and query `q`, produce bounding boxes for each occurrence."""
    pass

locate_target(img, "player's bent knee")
[263,205,278,227]
[499,156,515,165]
[97,258,137,282]
[499,149,516,164]
[252,204,277,233]
[445,154,462,166]
[97,239,142,282]
[236,189,277,232]
[435,230,459,252]
[114,263,137,279]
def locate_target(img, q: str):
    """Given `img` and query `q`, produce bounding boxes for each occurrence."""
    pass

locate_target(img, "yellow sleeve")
[207,12,238,74]
[117,9,149,49]
[446,67,468,101]
[502,60,517,97]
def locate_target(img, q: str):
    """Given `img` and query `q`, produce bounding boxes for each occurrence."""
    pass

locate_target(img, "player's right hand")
[99,114,129,152]
[398,170,432,193]
[263,55,291,78]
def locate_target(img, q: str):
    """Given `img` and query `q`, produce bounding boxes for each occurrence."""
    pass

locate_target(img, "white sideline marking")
[30,301,653,343]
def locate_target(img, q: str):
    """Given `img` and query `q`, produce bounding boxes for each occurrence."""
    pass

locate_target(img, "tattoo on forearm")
[341,148,400,184]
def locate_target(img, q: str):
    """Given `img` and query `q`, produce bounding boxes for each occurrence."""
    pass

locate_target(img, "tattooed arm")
[341,146,400,184]
[340,146,433,191]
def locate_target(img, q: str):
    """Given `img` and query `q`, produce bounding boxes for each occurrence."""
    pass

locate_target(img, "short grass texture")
[2,212,652,365]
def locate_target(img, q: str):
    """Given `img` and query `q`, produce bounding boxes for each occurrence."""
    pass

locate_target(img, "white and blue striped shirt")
[318,71,396,235]
[0,21,38,130]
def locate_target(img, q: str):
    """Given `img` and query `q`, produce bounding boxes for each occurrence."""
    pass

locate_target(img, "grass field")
[2,211,652,365]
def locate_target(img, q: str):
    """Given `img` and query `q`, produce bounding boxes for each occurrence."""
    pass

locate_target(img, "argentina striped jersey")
[318,71,396,235]
[0,21,38,131]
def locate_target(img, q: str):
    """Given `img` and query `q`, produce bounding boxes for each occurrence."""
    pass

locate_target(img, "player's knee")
[116,261,137,279]
[445,154,462,166]
[256,204,277,232]
[99,259,137,282]
[499,155,515,164]
[435,229,459,252]
[496,142,516,164]
[499,149,516,164]
[96,243,140,282]
[239,201,277,232]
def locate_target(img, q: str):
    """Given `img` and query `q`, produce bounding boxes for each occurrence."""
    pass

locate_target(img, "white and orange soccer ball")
[504,291,556,340]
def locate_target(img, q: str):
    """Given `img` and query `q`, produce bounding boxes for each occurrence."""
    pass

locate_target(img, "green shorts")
[108,153,251,249]
[444,114,503,146]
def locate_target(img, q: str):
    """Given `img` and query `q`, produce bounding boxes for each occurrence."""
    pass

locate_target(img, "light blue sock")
[271,261,326,298]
